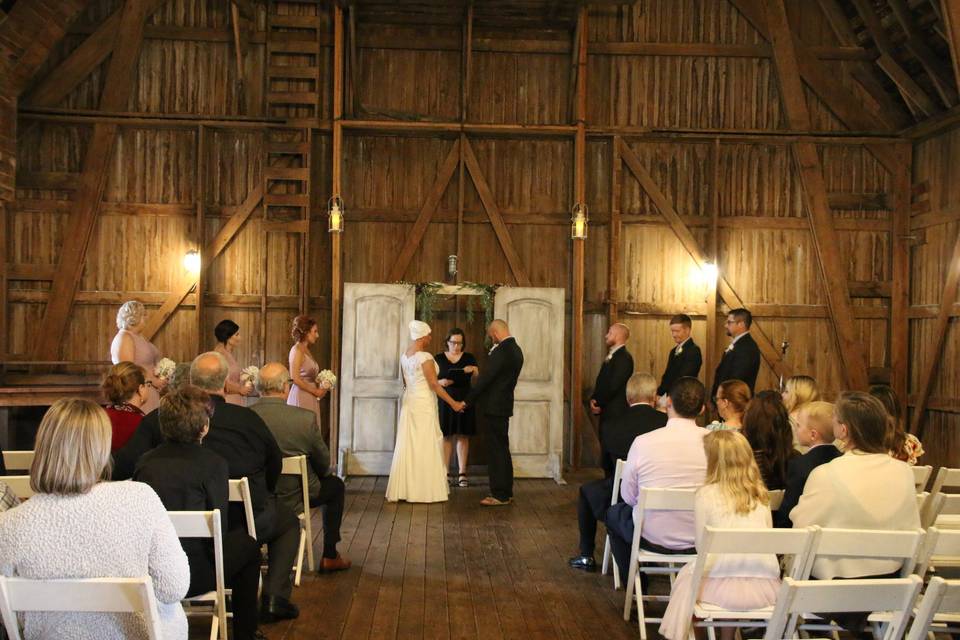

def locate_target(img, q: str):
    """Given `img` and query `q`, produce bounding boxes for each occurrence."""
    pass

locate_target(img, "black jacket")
[591,347,634,425]
[773,444,842,528]
[112,409,163,480]
[658,339,703,396]
[711,332,762,399]
[600,403,667,477]
[465,337,524,417]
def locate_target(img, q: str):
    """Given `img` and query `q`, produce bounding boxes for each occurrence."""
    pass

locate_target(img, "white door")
[493,287,565,481]
[339,283,415,475]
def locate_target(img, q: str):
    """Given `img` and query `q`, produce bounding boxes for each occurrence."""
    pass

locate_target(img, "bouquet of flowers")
[240,365,260,387]
[316,369,337,389]
[154,357,177,381]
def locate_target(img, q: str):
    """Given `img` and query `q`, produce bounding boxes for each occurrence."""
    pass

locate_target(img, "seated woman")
[0,398,189,640]
[869,384,924,465]
[659,430,780,640]
[709,379,750,431]
[742,390,797,490]
[102,361,149,451]
[133,386,262,640]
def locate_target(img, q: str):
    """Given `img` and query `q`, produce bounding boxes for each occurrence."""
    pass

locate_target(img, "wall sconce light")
[447,254,458,279]
[183,249,201,273]
[327,195,344,233]
[701,261,719,284]
[571,202,588,240]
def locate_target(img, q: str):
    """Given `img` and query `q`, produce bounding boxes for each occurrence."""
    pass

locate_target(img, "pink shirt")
[620,417,708,549]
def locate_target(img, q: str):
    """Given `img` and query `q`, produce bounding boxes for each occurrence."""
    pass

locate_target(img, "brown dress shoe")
[319,554,352,573]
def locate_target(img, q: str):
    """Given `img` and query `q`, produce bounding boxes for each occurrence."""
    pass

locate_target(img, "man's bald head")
[488,319,510,343]
[605,322,630,347]
[257,362,291,396]
[190,351,229,393]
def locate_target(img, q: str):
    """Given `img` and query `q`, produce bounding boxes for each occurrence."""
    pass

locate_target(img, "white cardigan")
[0,481,189,640]
[790,450,920,579]
[694,484,780,579]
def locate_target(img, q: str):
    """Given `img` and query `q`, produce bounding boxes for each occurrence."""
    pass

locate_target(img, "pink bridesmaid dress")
[110,329,161,414]
[216,345,245,406]
[287,344,321,426]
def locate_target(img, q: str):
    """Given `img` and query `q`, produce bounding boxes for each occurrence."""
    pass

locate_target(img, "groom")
[464,319,524,506]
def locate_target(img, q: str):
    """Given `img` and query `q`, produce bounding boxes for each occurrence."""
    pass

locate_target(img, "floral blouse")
[893,433,924,466]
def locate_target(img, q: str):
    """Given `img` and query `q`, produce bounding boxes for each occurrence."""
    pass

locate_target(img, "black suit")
[711,332,762,400]
[657,339,703,396]
[465,337,524,501]
[577,403,668,556]
[112,408,163,480]
[591,347,634,475]
[773,444,842,528]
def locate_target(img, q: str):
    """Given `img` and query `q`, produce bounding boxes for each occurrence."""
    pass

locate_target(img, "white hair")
[116,300,146,330]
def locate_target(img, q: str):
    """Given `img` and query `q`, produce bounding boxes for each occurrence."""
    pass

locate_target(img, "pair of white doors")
[338,283,564,481]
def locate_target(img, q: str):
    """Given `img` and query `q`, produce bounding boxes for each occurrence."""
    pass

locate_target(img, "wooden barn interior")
[2,0,960,637]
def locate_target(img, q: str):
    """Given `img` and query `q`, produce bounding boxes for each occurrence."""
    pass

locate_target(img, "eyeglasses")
[447,340,463,345]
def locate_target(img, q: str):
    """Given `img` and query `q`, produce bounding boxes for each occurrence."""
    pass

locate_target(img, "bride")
[386,320,465,503]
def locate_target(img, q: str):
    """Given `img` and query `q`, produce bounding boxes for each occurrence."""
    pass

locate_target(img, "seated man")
[604,376,709,586]
[251,363,351,573]
[569,373,667,571]
[189,352,301,623]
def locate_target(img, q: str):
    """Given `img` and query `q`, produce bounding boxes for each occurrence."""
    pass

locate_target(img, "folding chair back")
[601,458,626,587]
[905,577,960,640]
[0,576,164,640]
[228,478,257,539]
[767,489,784,511]
[803,527,925,579]
[912,465,933,492]
[0,476,33,500]
[281,455,315,583]
[1,451,34,473]
[916,527,960,577]
[168,510,227,640]
[930,467,960,495]
[763,576,922,640]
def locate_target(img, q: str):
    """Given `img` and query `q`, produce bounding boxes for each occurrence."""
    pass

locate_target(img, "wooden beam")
[890,144,911,425]
[140,185,263,340]
[617,138,791,379]
[943,0,960,94]
[330,4,345,460]
[765,0,870,390]
[706,138,721,394]
[887,0,957,107]
[32,0,151,361]
[607,136,622,324]
[571,6,587,470]
[194,124,205,356]
[461,139,532,287]
[385,140,461,282]
[461,3,473,122]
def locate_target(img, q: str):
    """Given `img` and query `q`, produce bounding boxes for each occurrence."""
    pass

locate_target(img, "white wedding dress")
[385,351,450,503]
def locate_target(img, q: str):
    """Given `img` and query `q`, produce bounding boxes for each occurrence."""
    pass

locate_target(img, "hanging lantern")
[327,195,344,233]
[182,249,201,273]
[571,202,588,240]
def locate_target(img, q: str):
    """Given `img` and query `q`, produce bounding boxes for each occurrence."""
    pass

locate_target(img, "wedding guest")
[742,390,797,490]
[604,377,708,585]
[436,327,478,487]
[214,319,253,406]
[0,479,20,512]
[709,379,750,432]
[168,362,192,391]
[773,401,841,528]
[109,300,165,414]
[0,399,189,639]
[190,352,301,622]
[252,363,351,572]
[101,361,148,451]
[569,373,666,572]
[288,315,328,428]
[782,375,820,452]
[869,384,924,465]
[711,308,761,402]
[657,314,703,398]
[659,430,780,640]
[133,387,262,640]
[590,323,634,476]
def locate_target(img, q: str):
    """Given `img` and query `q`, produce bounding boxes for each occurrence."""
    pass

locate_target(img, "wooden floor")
[255,473,652,640]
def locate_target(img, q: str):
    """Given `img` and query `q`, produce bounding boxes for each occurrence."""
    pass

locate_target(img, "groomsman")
[711,307,761,402]
[589,323,634,477]
[657,314,702,398]
[465,319,524,507]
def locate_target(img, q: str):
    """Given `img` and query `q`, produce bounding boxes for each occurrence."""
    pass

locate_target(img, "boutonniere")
[488,343,499,355]
[725,343,734,353]
[675,345,683,355]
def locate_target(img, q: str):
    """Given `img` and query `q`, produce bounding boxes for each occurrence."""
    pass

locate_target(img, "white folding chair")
[767,489,784,511]
[281,455,315,585]
[0,476,33,499]
[925,493,960,531]
[913,465,933,492]
[916,527,960,578]
[601,458,625,588]
[917,492,930,515]
[686,526,816,640]
[0,576,164,640]
[622,487,698,639]
[1,451,33,473]
[930,468,960,496]
[168,510,228,640]
[905,576,960,640]
[227,478,257,540]
[763,576,922,640]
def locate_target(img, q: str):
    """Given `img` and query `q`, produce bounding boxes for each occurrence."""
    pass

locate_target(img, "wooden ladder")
[265,0,323,122]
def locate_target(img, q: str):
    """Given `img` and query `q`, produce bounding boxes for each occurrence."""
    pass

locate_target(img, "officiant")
[436,327,478,487]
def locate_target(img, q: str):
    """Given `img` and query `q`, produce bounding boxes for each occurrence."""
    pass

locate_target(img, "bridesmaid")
[109,300,165,414]
[213,319,252,406]
[287,315,329,427]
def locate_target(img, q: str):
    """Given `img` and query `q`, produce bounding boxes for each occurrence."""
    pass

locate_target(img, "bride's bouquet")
[154,358,177,381]
[240,365,260,387]
[316,369,337,389]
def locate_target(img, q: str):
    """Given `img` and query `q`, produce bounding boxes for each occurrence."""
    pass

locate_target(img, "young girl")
[659,430,781,640]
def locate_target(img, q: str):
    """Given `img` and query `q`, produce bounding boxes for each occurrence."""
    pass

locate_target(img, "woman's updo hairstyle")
[291,315,317,343]
[101,361,146,405]
[214,319,240,345]
[116,300,145,330]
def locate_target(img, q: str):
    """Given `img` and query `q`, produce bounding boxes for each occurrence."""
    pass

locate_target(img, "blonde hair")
[31,398,112,496]
[625,373,657,404]
[702,430,769,515]
[783,375,820,414]
[116,300,146,330]
[799,401,835,442]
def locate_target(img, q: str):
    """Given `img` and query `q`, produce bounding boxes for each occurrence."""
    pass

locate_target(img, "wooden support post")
[229,2,245,101]
[705,138,720,389]
[0,201,7,362]
[347,5,358,117]
[330,4,345,458]
[890,144,911,429]
[571,6,588,470]
[607,135,621,325]
[195,124,205,356]
[461,3,473,123]
[299,129,311,316]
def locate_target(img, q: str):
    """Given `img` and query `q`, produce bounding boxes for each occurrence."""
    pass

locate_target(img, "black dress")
[436,351,477,436]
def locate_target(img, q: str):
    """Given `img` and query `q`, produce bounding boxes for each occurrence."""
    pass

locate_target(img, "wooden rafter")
[941,0,960,92]
[617,138,791,380]
[887,0,957,107]
[141,185,264,340]
[32,0,152,361]
[461,139,532,287]
[765,0,870,391]
[385,140,461,282]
